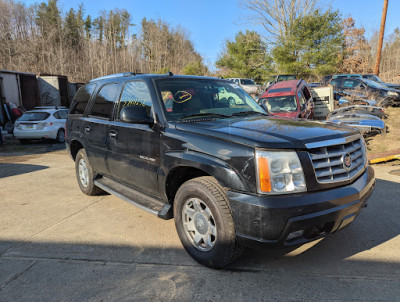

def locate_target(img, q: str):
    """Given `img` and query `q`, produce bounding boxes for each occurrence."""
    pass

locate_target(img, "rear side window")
[69,84,97,114]
[89,83,120,119]
[19,112,50,121]
[54,110,68,119]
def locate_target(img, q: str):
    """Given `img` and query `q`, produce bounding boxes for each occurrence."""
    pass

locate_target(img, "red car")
[258,80,314,119]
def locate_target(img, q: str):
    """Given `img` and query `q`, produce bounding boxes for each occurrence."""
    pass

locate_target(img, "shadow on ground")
[0,139,65,157]
[0,163,49,178]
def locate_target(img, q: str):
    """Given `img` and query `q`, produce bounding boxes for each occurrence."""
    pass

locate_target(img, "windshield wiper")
[179,113,231,120]
[231,110,268,117]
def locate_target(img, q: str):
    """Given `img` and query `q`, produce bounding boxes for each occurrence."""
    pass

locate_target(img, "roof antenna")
[166,71,174,76]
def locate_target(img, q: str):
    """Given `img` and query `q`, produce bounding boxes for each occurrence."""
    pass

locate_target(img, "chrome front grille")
[308,136,367,183]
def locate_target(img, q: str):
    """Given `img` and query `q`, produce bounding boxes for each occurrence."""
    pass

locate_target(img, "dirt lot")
[366,106,400,156]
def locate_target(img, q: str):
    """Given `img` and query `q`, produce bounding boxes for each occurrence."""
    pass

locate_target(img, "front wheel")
[75,149,103,195]
[174,176,243,268]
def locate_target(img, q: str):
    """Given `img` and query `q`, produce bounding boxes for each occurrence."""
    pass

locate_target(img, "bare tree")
[241,0,321,43]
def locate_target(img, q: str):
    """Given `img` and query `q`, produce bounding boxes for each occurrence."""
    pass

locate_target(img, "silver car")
[13,107,68,143]
[227,78,260,96]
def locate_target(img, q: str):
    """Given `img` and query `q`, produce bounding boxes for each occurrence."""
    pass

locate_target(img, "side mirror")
[119,106,154,125]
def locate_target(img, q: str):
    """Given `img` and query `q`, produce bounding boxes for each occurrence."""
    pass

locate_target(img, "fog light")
[287,230,304,241]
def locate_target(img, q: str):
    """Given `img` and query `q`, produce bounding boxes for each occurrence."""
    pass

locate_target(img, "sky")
[21,0,400,69]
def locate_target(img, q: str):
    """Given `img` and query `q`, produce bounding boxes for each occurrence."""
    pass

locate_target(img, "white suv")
[13,107,68,143]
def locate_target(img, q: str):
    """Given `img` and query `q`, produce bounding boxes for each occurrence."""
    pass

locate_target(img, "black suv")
[66,73,375,268]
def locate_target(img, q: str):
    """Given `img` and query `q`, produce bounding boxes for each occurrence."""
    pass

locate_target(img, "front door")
[107,80,161,198]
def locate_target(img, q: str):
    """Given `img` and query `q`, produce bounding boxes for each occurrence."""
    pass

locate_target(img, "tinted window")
[19,112,50,121]
[89,83,120,119]
[117,81,152,119]
[54,110,68,119]
[69,84,97,114]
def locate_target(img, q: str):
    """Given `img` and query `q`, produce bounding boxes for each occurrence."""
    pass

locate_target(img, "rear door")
[84,82,120,175]
[107,80,161,198]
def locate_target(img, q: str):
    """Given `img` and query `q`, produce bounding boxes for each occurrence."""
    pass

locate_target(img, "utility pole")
[374,0,389,76]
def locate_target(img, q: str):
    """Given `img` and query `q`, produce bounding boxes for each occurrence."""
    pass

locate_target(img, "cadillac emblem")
[342,153,352,170]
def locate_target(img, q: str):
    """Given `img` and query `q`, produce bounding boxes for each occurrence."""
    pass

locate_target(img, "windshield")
[156,78,265,121]
[18,112,50,121]
[263,96,298,113]
[363,79,386,89]
[277,75,296,82]
[240,79,256,85]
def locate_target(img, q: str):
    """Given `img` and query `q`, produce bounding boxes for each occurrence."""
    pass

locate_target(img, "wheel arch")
[69,139,84,160]
[163,151,249,204]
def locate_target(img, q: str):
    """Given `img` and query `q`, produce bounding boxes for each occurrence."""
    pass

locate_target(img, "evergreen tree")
[216,30,272,82]
[272,10,344,78]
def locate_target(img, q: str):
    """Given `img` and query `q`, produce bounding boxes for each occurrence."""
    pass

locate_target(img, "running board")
[94,177,173,220]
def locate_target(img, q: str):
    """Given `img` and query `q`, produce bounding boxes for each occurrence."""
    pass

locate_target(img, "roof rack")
[89,72,138,83]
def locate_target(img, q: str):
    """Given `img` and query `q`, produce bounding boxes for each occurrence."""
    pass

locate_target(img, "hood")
[175,115,358,149]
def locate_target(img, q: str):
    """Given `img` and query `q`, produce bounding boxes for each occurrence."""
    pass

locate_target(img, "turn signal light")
[257,157,271,192]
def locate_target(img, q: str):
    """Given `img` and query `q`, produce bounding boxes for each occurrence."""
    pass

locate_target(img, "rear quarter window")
[69,83,97,114]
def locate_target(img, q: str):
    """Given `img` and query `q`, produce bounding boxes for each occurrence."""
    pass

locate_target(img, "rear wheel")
[56,129,65,143]
[174,176,243,268]
[75,149,103,195]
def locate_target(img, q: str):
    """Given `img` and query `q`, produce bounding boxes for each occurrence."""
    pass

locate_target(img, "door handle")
[84,126,91,133]
[109,130,117,138]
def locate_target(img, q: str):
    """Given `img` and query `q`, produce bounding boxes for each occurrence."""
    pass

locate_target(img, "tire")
[56,129,65,143]
[75,149,103,196]
[173,176,243,268]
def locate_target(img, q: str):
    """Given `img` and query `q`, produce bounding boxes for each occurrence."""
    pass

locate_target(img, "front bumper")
[228,166,375,247]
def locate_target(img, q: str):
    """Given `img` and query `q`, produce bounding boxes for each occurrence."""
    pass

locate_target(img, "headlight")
[255,150,307,194]
[387,91,399,97]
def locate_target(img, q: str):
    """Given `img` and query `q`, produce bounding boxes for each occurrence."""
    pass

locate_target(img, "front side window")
[155,79,264,121]
[117,81,153,119]
[297,91,306,106]
[89,83,120,119]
